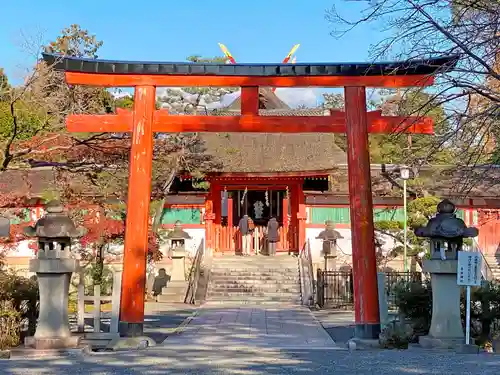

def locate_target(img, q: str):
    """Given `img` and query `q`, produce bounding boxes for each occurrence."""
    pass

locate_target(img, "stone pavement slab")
[161,303,339,350]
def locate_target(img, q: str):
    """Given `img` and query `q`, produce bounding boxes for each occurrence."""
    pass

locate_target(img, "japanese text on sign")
[457,252,482,286]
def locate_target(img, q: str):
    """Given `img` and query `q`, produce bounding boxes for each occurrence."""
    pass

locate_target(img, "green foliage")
[394,279,433,339]
[379,322,413,349]
[375,196,441,260]
[84,263,114,296]
[44,24,103,58]
[395,279,500,346]
[322,89,454,164]
[0,270,39,349]
[114,96,134,109]
[0,303,21,350]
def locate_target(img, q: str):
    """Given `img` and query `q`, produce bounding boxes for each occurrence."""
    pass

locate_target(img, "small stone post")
[23,201,86,350]
[414,199,479,349]
[316,221,343,270]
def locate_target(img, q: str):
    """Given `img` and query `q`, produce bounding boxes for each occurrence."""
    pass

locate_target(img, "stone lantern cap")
[414,199,478,239]
[165,220,192,241]
[316,220,344,241]
[23,200,86,239]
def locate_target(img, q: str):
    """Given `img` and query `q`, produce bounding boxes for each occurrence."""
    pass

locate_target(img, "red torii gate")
[44,53,457,339]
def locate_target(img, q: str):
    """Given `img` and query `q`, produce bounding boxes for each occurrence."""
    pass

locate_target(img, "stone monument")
[414,199,479,349]
[23,200,85,350]
[316,220,343,270]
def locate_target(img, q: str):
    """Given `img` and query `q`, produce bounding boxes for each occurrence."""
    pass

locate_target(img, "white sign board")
[457,251,482,286]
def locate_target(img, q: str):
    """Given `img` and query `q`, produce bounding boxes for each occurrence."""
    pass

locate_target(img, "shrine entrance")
[45,52,457,339]
[211,178,302,253]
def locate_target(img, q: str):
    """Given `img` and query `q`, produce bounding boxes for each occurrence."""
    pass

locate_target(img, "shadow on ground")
[5,305,500,374]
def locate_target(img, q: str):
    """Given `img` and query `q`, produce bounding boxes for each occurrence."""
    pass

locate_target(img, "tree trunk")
[152,164,179,233]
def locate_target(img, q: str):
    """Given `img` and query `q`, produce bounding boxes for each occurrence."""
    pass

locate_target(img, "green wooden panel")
[373,208,405,222]
[310,207,350,224]
[160,208,201,224]
[310,207,404,224]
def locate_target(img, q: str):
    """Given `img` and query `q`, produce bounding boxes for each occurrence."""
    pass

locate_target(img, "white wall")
[305,227,399,263]
[2,240,36,257]
[159,228,205,257]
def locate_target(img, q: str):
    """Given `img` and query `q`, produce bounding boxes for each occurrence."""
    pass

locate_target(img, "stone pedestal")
[419,259,464,349]
[377,273,389,328]
[324,255,337,270]
[171,249,186,281]
[25,258,80,349]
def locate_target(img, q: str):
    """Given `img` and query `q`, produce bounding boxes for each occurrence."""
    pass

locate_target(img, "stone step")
[210,280,300,286]
[211,274,298,279]
[212,266,299,273]
[209,288,300,295]
[210,270,298,275]
[210,282,301,289]
[206,296,302,303]
[156,294,186,303]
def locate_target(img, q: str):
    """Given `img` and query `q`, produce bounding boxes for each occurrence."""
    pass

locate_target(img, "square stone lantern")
[414,199,479,349]
[22,200,86,350]
[316,220,343,270]
[165,221,192,282]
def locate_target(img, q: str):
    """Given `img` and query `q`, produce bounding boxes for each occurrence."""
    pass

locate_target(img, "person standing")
[266,217,279,256]
[238,214,254,256]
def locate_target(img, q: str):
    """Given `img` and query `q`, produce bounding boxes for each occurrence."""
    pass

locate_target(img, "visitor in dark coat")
[266,217,279,256]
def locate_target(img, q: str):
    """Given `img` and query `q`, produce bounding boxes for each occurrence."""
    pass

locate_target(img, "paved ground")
[160,303,337,350]
[3,304,500,374]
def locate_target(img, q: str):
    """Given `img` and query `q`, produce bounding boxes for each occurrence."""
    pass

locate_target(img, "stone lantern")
[23,200,86,350]
[316,220,343,270]
[165,220,192,282]
[414,199,479,349]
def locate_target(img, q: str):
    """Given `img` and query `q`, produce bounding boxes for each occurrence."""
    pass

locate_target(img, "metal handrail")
[468,239,493,281]
[299,239,315,306]
[184,239,205,304]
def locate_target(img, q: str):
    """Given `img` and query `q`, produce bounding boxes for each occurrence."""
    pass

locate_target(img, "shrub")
[0,270,39,348]
[394,277,500,346]
[0,302,21,350]
[379,322,413,349]
[394,278,432,339]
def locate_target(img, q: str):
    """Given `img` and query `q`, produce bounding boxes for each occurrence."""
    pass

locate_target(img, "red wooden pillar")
[297,182,307,252]
[227,197,234,227]
[119,85,156,335]
[205,189,215,251]
[344,86,380,339]
[282,197,289,250]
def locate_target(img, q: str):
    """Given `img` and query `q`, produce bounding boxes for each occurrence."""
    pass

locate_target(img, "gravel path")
[3,304,499,374]
[2,347,500,374]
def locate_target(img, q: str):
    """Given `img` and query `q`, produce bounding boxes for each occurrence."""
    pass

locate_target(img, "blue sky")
[1,0,384,106]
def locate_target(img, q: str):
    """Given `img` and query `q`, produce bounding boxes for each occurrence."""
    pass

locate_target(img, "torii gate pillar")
[345,86,380,338]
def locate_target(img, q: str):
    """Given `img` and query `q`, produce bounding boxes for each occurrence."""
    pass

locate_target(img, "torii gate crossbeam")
[43,53,458,339]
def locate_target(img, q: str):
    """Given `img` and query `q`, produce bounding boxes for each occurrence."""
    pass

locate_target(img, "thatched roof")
[200,89,347,173]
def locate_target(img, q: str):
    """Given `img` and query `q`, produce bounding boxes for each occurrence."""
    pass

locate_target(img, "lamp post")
[400,166,410,272]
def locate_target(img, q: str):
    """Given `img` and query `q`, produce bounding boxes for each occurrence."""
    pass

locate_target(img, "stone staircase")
[483,254,500,280]
[207,254,302,304]
[156,280,188,303]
